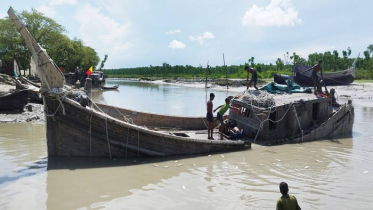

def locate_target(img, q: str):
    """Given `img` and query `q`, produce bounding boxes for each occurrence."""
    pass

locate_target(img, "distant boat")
[101,85,119,90]
[0,89,28,111]
[291,64,355,86]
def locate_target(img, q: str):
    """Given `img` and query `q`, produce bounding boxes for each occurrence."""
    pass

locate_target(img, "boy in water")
[276,182,301,210]
[206,93,215,140]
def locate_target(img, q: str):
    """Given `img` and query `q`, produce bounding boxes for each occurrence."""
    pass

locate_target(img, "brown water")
[0,100,373,209]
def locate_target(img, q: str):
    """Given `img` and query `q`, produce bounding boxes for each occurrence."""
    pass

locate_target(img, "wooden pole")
[205,61,209,88]
[223,53,228,89]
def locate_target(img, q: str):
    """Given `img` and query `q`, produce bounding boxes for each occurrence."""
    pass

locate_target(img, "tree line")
[0,9,104,76]
[104,46,373,80]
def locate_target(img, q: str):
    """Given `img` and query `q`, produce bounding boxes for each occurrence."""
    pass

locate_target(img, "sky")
[1,0,373,69]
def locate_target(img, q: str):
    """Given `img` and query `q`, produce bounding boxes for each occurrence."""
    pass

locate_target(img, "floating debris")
[305,166,309,169]
[182,185,186,190]
[276,159,281,162]
[153,164,159,167]
[221,155,225,158]
[316,160,323,163]
[208,155,211,157]
[175,160,178,163]
[163,166,169,168]
[364,171,369,174]
[176,164,183,167]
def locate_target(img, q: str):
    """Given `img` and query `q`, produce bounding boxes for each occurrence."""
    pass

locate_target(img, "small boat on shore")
[101,85,118,90]
[292,64,355,86]
[0,89,28,111]
[15,77,43,103]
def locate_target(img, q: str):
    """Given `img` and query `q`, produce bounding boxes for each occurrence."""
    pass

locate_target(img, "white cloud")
[189,31,214,45]
[243,0,302,27]
[36,5,56,17]
[168,40,186,49]
[76,5,132,55]
[49,0,77,6]
[165,29,181,35]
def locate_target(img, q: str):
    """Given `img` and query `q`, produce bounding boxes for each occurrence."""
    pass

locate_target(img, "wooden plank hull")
[96,103,221,130]
[292,64,355,86]
[45,97,246,157]
[0,89,28,111]
[268,103,354,145]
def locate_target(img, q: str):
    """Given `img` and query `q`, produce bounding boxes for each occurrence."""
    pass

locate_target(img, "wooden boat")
[228,90,354,145]
[0,89,28,111]
[101,85,118,90]
[291,64,355,86]
[15,78,43,103]
[9,7,247,157]
[96,103,221,130]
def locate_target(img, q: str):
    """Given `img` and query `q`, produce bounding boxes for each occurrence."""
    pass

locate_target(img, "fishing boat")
[0,89,28,111]
[292,64,355,86]
[101,85,118,90]
[8,7,247,157]
[15,77,43,103]
[227,90,354,145]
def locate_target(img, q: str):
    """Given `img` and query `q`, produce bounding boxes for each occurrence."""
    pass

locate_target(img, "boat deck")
[235,90,328,108]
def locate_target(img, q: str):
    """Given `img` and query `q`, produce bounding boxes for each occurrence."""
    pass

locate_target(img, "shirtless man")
[306,60,323,94]
[245,65,259,90]
[206,93,215,140]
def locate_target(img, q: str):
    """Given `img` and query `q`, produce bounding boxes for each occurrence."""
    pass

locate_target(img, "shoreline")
[1,78,372,123]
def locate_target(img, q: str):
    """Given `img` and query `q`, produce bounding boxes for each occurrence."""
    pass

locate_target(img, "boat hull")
[0,89,28,111]
[292,64,355,86]
[45,97,246,157]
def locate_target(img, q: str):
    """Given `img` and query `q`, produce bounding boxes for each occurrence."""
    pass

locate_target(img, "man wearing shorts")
[245,65,259,90]
[206,93,215,140]
[306,59,323,94]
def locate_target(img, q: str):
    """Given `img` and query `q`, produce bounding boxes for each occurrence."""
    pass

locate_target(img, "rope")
[105,117,112,158]
[89,110,92,157]
[293,106,304,143]
[137,130,140,157]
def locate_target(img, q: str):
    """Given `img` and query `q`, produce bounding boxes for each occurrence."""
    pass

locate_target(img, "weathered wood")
[45,97,246,157]
[96,103,220,130]
[0,89,28,110]
[292,64,355,86]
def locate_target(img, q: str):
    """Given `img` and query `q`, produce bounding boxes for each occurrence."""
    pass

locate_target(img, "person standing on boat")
[214,97,238,140]
[305,59,323,94]
[245,65,259,90]
[276,182,301,210]
[207,93,215,140]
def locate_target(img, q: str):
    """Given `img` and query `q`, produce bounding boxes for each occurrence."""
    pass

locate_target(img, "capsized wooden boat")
[96,103,221,130]
[228,90,354,145]
[9,7,247,157]
[0,89,28,111]
[291,64,355,86]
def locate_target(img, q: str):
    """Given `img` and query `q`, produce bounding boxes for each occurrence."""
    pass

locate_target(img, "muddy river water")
[0,80,372,209]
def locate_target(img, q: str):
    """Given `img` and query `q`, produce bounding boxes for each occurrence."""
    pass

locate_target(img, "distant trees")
[104,45,373,80]
[0,8,100,75]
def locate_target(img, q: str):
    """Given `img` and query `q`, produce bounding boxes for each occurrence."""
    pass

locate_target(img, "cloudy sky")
[1,0,372,69]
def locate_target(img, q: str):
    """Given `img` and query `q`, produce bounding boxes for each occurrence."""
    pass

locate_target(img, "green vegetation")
[0,8,102,75]
[104,47,373,80]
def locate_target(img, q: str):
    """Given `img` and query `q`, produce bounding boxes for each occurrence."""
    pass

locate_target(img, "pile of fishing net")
[241,90,275,108]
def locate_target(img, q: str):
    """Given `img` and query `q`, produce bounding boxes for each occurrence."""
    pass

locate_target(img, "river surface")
[0,80,372,210]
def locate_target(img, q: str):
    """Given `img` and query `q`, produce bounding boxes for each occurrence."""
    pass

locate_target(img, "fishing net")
[241,90,275,108]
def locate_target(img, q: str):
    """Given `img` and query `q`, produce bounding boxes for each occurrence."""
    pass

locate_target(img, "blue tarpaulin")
[260,80,312,94]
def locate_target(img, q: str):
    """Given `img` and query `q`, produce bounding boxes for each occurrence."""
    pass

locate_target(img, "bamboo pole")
[223,53,228,89]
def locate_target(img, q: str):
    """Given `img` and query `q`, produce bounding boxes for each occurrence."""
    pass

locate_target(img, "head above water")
[279,182,289,195]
